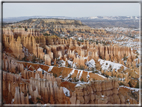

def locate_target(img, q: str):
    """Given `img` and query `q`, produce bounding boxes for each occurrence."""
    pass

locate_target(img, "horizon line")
[3,15,140,18]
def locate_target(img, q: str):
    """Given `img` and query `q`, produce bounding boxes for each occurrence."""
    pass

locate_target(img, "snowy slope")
[98,59,127,71]
[86,59,95,68]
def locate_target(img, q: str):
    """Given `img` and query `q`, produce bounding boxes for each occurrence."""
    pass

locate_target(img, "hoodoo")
[2,18,140,105]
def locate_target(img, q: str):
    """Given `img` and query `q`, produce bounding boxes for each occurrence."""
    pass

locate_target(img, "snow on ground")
[29,95,31,99]
[119,86,140,92]
[67,70,92,81]
[28,65,31,69]
[67,60,77,68]
[78,37,82,40]
[62,87,70,97]
[22,46,31,56]
[112,38,140,52]
[135,71,138,74]
[79,70,83,79]
[69,69,75,75]
[134,58,139,62]
[96,73,107,79]
[137,50,140,55]
[98,59,127,71]
[59,60,65,67]
[73,63,77,68]
[11,99,14,103]
[84,56,88,59]
[48,66,54,72]
[64,69,75,81]
[76,70,80,79]
[67,60,73,66]
[118,78,125,81]
[76,70,83,80]
[59,75,62,78]
[75,81,90,87]
[86,59,95,68]
[101,95,104,97]
[37,67,47,73]
[75,83,82,87]
[70,37,75,39]
[37,67,42,71]
[87,71,90,78]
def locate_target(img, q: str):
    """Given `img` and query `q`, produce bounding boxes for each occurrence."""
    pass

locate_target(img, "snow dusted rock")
[37,67,42,71]
[48,66,54,72]
[70,79,130,104]
[62,87,70,97]
[98,59,127,71]
[86,59,95,68]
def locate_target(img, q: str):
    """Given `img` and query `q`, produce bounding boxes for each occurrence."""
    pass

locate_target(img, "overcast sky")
[3,3,140,18]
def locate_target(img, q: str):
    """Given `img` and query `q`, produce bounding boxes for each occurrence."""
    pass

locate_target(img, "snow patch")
[98,59,127,71]
[87,72,90,78]
[37,67,42,71]
[67,60,76,68]
[76,70,80,79]
[135,71,138,74]
[84,56,88,59]
[101,95,104,97]
[48,66,54,72]
[86,59,95,68]
[75,81,90,87]
[37,67,47,73]
[119,86,140,92]
[75,84,81,87]
[73,63,76,68]
[60,60,65,67]
[64,69,75,81]
[11,99,14,103]
[96,73,106,79]
[70,69,75,75]
[67,60,73,66]
[63,87,70,97]
[79,70,83,79]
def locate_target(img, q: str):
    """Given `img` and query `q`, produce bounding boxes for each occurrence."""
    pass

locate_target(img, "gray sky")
[3,3,140,18]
